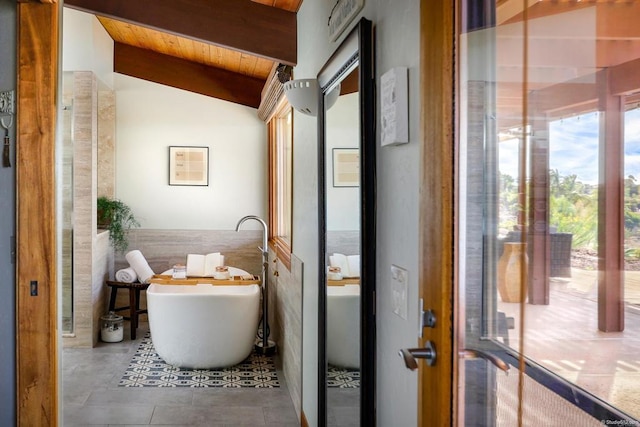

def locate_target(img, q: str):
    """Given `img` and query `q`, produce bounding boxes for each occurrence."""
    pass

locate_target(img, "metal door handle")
[399,340,436,370]
[460,349,510,373]
[400,344,510,373]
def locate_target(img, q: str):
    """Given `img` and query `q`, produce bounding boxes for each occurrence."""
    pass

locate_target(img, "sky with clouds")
[499,109,640,184]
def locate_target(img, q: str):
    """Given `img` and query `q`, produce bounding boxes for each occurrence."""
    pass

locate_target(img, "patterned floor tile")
[119,334,279,388]
[327,365,360,388]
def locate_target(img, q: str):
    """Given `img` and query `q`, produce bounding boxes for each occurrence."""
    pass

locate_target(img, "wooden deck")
[498,267,640,421]
[558,268,640,305]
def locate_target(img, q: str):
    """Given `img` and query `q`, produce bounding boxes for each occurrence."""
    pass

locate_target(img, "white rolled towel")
[115,267,138,283]
[125,250,155,284]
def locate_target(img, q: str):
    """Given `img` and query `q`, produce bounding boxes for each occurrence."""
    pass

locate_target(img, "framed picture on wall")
[332,148,360,187]
[169,146,209,186]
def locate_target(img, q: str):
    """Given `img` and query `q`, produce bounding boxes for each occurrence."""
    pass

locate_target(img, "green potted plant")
[97,196,140,253]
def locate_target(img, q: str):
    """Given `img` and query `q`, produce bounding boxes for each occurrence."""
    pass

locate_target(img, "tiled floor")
[62,322,299,426]
[327,389,359,426]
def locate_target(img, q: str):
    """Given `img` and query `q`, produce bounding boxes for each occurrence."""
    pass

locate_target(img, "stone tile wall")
[114,229,263,275]
[63,72,116,349]
[268,249,303,421]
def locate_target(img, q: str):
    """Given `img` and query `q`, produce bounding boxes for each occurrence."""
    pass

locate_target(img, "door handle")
[399,340,436,370]
[400,344,510,373]
[460,349,510,373]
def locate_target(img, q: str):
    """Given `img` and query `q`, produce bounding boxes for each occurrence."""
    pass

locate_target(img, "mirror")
[317,18,375,426]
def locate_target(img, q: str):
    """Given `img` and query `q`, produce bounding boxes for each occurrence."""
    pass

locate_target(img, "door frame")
[418,0,456,426]
[418,1,640,425]
[16,1,60,426]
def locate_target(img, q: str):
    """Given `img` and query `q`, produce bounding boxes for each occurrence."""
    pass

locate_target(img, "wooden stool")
[106,281,150,340]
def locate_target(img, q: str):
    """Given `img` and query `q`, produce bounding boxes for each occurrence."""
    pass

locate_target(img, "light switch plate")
[391,264,408,319]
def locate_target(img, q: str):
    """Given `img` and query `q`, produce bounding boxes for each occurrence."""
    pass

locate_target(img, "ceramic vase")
[497,242,528,303]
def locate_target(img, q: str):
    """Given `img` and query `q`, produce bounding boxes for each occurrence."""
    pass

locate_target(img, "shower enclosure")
[60,70,116,345]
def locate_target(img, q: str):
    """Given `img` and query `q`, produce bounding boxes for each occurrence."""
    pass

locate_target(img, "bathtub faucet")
[235,215,276,355]
[235,215,268,261]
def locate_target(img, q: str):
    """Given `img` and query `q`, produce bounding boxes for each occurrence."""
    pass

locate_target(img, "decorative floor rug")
[327,365,360,388]
[119,334,280,388]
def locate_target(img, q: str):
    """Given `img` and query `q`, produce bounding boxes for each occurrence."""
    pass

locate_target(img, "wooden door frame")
[15,1,458,426]
[419,0,456,426]
[16,1,60,425]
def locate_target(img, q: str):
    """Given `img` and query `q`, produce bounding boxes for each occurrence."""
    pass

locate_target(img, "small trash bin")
[101,311,124,342]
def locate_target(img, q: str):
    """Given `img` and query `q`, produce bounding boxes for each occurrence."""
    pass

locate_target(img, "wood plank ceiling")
[64,0,303,108]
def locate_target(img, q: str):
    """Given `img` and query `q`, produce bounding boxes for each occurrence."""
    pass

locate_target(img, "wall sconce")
[283,79,340,117]
[0,90,15,168]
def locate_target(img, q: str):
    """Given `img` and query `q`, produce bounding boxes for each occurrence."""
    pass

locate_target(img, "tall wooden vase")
[497,242,528,303]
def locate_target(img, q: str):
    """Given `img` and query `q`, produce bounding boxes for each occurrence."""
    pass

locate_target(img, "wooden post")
[528,110,551,305]
[17,1,59,425]
[597,69,625,332]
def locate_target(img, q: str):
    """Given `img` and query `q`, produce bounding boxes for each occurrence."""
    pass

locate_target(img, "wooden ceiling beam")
[114,42,264,108]
[65,0,297,65]
[530,56,640,116]
[610,57,640,96]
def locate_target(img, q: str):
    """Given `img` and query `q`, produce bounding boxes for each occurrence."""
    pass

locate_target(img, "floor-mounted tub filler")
[235,215,277,356]
[147,283,260,369]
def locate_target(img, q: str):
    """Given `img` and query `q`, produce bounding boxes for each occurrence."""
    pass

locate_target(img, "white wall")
[62,8,113,87]
[295,3,332,425]
[114,74,267,230]
[370,2,421,425]
[326,92,359,231]
[63,8,266,231]
[297,1,421,426]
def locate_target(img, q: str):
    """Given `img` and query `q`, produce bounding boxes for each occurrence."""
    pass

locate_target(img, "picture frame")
[332,148,360,187]
[168,146,209,186]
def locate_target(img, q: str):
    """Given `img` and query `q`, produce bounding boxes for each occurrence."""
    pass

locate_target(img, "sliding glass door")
[458,1,640,424]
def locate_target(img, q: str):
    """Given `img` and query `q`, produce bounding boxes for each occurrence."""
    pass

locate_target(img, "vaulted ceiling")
[64,0,303,109]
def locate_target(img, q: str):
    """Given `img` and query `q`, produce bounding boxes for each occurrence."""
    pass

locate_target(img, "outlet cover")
[391,264,408,319]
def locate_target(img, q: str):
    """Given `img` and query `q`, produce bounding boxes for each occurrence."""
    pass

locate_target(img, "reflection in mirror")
[325,68,360,424]
[317,18,375,427]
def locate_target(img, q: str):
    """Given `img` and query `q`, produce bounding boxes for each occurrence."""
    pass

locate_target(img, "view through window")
[459,1,640,424]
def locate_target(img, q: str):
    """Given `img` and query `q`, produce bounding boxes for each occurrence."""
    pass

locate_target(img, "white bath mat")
[119,334,280,388]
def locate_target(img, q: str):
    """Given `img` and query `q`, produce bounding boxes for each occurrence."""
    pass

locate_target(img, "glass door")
[61,71,74,335]
[458,1,640,425]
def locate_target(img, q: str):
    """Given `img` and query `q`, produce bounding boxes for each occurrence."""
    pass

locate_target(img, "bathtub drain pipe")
[235,215,276,356]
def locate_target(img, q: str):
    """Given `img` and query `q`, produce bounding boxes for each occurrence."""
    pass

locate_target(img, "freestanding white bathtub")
[147,283,260,369]
[327,284,360,369]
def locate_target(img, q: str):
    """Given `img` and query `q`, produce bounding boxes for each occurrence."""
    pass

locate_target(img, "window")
[268,99,293,270]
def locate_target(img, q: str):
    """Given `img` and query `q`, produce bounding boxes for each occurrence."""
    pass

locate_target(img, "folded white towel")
[115,267,138,283]
[125,250,155,284]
